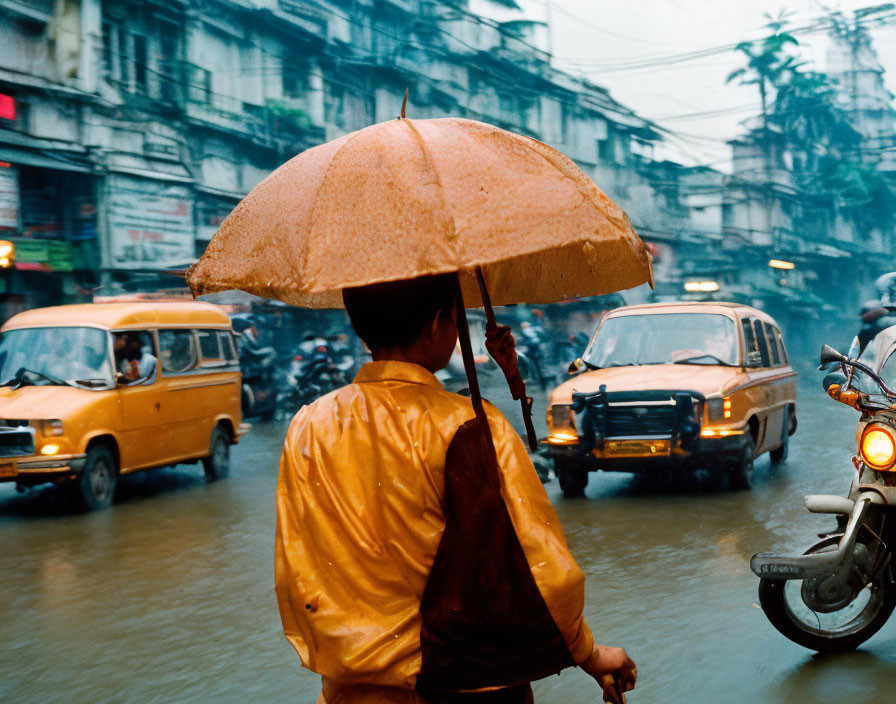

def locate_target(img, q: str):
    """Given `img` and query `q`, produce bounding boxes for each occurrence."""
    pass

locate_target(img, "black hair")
[343,273,459,350]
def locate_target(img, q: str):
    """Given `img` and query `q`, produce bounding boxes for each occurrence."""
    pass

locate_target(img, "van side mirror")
[745,350,762,367]
[568,358,586,375]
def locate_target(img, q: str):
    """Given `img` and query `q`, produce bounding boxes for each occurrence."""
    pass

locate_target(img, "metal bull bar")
[570,387,704,452]
[750,492,885,580]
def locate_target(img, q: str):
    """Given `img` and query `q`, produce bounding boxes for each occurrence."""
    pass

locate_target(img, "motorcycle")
[751,337,896,652]
[231,314,279,421]
[282,337,352,410]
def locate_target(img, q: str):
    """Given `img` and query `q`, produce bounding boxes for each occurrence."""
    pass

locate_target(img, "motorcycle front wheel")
[758,536,896,652]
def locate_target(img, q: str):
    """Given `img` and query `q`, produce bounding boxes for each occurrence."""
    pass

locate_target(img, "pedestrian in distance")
[274,273,637,704]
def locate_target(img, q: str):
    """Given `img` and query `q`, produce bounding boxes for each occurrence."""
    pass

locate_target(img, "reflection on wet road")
[3,375,895,703]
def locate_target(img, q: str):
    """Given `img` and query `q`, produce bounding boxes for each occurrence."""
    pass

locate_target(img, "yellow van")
[0,302,247,509]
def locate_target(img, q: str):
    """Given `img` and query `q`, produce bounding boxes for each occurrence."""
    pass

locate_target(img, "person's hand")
[484,324,525,399]
[484,324,517,375]
[123,359,140,381]
[580,644,637,704]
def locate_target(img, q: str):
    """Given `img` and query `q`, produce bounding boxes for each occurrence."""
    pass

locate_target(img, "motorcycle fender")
[751,494,876,581]
[804,495,855,515]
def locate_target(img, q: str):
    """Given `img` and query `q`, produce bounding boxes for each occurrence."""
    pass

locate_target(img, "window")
[772,327,789,365]
[752,319,771,367]
[158,329,197,374]
[158,22,179,102]
[196,329,237,369]
[117,25,129,86]
[764,323,781,366]
[197,329,223,368]
[133,34,148,94]
[282,56,307,98]
[112,330,157,385]
[219,332,238,364]
[102,22,114,78]
[741,318,761,367]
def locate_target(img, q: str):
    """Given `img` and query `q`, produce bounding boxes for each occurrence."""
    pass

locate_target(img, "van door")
[187,328,241,450]
[115,330,180,471]
[156,328,205,459]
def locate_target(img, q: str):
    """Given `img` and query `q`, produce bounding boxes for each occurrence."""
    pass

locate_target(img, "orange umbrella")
[188,107,653,446]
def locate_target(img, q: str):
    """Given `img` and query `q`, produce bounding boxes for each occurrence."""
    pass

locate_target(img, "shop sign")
[108,175,195,269]
[10,238,73,272]
[0,94,15,121]
[0,164,19,229]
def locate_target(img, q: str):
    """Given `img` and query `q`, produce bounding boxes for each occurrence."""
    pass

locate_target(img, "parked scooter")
[751,337,896,651]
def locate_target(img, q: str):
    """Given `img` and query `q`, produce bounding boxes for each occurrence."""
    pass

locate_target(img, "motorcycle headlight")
[860,423,896,471]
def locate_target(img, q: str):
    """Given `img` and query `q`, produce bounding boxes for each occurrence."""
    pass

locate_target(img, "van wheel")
[729,439,755,491]
[79,444,118,511]
[556,458,588,498]
[203,427,230,482]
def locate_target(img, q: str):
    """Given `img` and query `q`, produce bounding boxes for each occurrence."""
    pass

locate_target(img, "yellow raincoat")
[275,361,594,703]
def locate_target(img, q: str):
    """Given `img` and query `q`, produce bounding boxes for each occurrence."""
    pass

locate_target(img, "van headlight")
[860,423,896,471]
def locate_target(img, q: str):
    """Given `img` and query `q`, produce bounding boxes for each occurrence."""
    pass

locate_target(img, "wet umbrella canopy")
[187,110,653,447]
[186,114,652,308]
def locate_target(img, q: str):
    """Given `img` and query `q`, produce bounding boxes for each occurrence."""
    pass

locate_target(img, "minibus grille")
[0,426,34,457]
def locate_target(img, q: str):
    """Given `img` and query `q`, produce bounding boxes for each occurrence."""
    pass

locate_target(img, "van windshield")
[584,313,739,368]
[0,327,114,389]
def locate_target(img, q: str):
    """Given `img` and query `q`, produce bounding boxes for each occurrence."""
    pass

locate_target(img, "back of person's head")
[343,274,458,351]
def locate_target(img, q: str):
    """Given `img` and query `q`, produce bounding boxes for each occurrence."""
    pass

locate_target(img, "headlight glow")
[40,444,60,456]
[860,424,896,471]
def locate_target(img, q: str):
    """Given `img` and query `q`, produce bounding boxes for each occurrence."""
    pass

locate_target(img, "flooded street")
[3,373,896,703]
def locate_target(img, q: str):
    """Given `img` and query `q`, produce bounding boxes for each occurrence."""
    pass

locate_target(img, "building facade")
[0,0,709,315]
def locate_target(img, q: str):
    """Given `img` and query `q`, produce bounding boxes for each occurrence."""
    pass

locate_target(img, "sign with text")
[108,175,195,269]
[0,165,19,229]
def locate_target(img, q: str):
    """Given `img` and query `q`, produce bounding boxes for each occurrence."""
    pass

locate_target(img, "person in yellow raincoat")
[275,274,637,704]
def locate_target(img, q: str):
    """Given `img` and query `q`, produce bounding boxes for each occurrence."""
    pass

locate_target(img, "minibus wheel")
[78,444,118,511]
[203,426,231,482]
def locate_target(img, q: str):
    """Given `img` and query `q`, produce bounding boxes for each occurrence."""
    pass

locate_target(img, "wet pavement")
[3,372,896,703]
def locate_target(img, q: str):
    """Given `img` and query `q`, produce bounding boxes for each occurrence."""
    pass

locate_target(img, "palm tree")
[726,13,800,130]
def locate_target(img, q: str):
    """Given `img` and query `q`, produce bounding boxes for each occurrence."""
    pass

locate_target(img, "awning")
[0,145,92,173]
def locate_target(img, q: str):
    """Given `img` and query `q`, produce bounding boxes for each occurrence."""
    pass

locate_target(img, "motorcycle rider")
[858,272,896,353]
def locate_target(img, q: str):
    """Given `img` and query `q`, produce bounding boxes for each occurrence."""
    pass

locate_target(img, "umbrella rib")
[301,127,374,298]
[401,119,459,267]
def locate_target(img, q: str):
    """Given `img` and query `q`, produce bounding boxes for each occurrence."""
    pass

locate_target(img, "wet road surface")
[3,373,896,703]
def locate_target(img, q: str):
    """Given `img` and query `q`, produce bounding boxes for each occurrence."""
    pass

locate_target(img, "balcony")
[0,0,54,23]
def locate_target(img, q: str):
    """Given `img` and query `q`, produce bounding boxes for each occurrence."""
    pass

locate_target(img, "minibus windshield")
[0,327,114,389]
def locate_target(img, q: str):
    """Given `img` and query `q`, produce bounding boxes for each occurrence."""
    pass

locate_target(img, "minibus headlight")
[860,424,896,471]
[37,419,64,437]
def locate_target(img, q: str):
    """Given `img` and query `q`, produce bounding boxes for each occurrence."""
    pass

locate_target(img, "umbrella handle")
[475,267,539,452]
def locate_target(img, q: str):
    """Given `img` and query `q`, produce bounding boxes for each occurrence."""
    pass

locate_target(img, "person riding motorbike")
[857,272,896,353]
